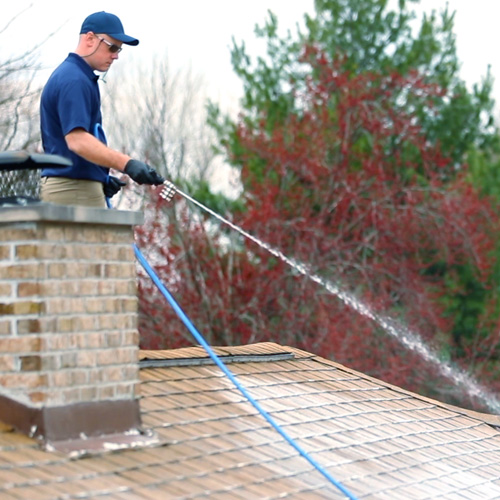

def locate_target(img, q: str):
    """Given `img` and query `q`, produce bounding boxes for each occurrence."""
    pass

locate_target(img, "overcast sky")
[3,1,500,114]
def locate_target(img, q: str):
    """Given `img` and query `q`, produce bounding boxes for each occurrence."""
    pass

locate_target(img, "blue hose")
[134,244,358,500]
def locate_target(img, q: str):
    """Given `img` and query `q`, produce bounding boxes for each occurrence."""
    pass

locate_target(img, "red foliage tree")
[136,46,500,412]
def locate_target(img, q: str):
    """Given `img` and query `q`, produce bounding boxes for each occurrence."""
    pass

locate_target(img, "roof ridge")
[139,342,295,361]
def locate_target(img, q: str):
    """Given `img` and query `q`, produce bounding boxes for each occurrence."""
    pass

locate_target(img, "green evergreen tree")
[211,0,498,172]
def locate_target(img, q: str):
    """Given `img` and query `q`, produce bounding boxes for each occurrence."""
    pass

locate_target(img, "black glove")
[103,176,127,198]
[124,159,165,185]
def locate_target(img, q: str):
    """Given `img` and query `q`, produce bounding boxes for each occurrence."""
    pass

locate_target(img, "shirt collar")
[67,53,100,82]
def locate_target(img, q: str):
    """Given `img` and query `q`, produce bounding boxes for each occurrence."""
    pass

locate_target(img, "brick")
[15,244,39,259]
[29,392,48,404]
[0,355,16,371]
[105,332,122,348]
[43,226,65,242]
[75,227,102,243]
[16,319,40,335]
[0,283,13,297]
[114,280,137,296]
[104,297,122,314]
[56,317,76,333]
[121,365,140,382]
[74,316,97,332]
[38,281,80,297]
[46,297,85,315]
[97,385,116,399]
[0,301,44,315]
[71,370,90,386]
[47,263,67,279]
[79,280,99,296]
[88,369,102,385]
[96,350,118,366]
[104,263,135,279]
[0,320,11,335]
[79,386,98,401]
[0,372,48,389]
[17,282,41,297]
[108,346,138,365]
[81,333,106,349]
[0,263,45,280]
[101,365,125,382]
[115,382,138,399]
[61,281,81,295]
[119,246,134,261]
[41,333,77,351]
[97,280,115,296]
[109,314,136,332]
[125,314,138,330]
[0,245,11,260]
[66,263,102,279]
[49,371,73,388]
[20,355,42,372]
[59,387,81,404]
[0,226,38,242]
[122,297,138,313]
[98,315,119,330]
[121,330,140,347]
[69,298,86,314]
[59,352,78,369]
[41,390,62,405]
[51,368,92,388]
[85,298,105,314]
[76,350,97,368]
[16,318,54,335]
[103,228,132,244]
[0,336,41,353]
[38,354,60,371]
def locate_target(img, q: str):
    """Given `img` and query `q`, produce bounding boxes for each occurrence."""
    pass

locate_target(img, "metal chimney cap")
[0,151,72,172]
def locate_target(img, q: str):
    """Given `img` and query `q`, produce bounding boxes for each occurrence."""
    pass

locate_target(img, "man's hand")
[103,176,127,198]
[124,159,164,185]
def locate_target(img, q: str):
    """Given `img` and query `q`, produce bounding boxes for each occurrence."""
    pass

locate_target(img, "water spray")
[160,181,500,414]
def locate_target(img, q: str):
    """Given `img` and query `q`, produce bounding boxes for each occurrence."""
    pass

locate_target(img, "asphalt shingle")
[0,342,499,499]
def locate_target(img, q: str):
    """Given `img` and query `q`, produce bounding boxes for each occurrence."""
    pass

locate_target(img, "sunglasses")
[97,36,122,54]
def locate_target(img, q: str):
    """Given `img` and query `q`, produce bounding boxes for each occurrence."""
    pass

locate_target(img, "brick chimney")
[0,203,147,448]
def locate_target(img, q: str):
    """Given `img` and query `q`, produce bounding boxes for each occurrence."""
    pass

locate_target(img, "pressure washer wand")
[160,181,309,275]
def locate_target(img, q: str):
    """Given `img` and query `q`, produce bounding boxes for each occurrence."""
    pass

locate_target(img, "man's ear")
[83,32,96,47]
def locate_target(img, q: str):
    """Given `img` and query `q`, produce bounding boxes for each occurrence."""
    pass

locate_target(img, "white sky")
[2,0,500,114]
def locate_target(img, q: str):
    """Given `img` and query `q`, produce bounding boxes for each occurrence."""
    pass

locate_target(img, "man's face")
[87,33,123,72]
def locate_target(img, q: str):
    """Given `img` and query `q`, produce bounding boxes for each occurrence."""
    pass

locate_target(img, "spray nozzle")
[160,180,177,202]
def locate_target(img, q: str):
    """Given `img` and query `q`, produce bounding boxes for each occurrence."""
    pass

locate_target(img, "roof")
[1,342,500,499]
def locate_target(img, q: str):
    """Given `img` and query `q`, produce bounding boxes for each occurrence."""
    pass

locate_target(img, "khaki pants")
[40,177,107,208]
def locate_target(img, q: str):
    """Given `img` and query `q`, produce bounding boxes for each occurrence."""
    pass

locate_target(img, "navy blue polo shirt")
[40,53,108,182]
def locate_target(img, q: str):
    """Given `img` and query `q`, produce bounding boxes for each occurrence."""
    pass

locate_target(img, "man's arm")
[65,128,131,171]
[65,128,165,185]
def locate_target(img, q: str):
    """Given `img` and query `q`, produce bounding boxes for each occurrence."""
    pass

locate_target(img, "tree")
[200,0,500,410]
[232,47,500,404]
[102,56,246,347]
[118,1,500,411]
[136,48,500,410]
[220,0,497,169]
[103,56,220,191]
[0,6,58,198]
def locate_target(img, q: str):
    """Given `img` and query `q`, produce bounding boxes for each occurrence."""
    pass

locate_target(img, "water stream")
[163,185,500,414]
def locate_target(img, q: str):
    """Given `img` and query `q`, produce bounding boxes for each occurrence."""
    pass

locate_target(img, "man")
[40,11,165,208]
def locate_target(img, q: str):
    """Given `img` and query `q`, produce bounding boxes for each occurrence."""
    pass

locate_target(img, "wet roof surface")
[1,342,500,499]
